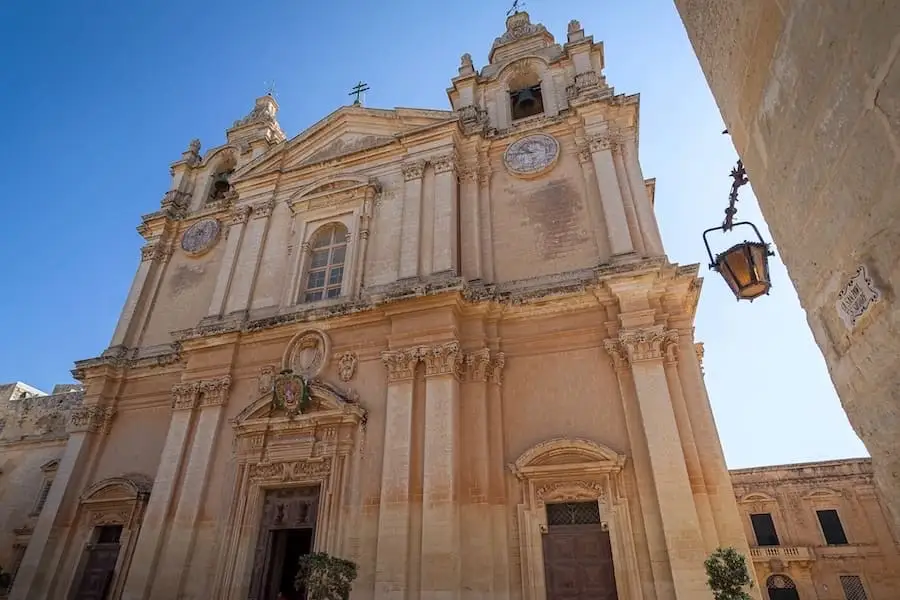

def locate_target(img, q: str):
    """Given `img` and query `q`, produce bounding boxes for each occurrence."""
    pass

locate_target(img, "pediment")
[511,437,626,478]
[233,378,363,427]
[233,106,455,182]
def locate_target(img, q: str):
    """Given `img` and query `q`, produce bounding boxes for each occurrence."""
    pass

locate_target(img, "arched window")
[207,169,234,203]
[303,224,348,302]
[766,574,799,600]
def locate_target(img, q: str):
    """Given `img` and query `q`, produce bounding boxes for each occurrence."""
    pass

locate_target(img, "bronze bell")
[514,88,538,112]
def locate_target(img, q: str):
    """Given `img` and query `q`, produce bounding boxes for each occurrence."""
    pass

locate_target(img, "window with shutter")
[840,575,868,600]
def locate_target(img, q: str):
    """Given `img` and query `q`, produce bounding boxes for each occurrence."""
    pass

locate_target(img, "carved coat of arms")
[272,371,310,418]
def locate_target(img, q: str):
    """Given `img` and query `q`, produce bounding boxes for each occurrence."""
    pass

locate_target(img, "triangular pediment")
[234,106,455,181]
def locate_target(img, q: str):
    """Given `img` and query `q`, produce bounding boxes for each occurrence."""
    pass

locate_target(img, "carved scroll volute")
[606,327,679,367]
[381,348,421,383]
[465,348,492,382]
[422,341,463,378]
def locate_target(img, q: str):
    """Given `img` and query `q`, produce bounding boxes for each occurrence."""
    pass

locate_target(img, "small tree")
[295,552,358,600]
[705,547,753,600]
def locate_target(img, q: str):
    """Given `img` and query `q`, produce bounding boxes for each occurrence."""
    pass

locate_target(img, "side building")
[0,383,83,595]
[732,458,900,600]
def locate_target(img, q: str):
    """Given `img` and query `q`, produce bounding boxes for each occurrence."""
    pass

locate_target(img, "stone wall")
[731,458,900,599]
[674,0,900,533]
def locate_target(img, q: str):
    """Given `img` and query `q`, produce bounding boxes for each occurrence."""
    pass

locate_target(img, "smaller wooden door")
[542,502,618,600]
[72,526,123,600]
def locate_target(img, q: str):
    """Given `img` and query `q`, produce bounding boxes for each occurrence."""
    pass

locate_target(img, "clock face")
[504,134,560,177]
[181,219,221,256]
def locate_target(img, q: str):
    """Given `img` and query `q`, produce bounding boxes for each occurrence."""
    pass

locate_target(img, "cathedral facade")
[8,13,756,600]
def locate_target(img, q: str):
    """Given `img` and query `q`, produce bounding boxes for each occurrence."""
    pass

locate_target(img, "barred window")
[766,574,796,589]
[31,478,53,515]
[840,576,868,600]
[546,501,601,527]
[303,224,348,303]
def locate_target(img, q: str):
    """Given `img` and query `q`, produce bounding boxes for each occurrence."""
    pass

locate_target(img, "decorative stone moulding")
[282,328,332,379]
[180,218,221,256]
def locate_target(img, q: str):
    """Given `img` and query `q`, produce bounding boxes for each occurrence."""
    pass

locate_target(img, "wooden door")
[542,501,617,600]
[72,544,120,600]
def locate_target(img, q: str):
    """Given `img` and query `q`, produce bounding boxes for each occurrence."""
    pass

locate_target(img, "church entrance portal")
[542,501,618,600]
[248,486,320,600]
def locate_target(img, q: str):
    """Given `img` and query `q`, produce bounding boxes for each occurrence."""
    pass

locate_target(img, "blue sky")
[0,0,866,468]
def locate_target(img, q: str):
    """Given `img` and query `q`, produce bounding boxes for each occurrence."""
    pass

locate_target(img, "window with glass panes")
[303,224,347,302]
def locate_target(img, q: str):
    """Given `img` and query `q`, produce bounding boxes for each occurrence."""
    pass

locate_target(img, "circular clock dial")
[504,134,560,176]
[181,219,221,256]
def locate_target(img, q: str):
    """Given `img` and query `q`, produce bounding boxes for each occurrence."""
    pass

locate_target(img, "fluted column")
[398,161,425,279]
[432,154,459,276]
[150,376,231,600]
[375,348,421,600]
[610,327,707,599]
[588,136,633,256]
[225,200,274,314]
[421,342,463,600]
[121,384,200,600]
[207,206,251,317]
[11,406,115,600]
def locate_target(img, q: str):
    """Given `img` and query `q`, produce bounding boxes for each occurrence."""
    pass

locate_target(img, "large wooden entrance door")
[248,486,320,600]
[72,525,123,600]
[542,502,618,600]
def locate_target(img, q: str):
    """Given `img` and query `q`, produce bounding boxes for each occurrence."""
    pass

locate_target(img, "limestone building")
[7,12,756,600]
[732,458,900,600]
[672,1,900,533]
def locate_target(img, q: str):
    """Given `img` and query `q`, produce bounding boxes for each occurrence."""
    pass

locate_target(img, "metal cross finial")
[349,81,370,105]
[264,80,277,98]
[507,0,525,16]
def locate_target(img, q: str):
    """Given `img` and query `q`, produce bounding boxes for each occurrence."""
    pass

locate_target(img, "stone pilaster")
[224,200,274,314]
[459,166,482,280]
[621,134,664,256]
[149,376,231,600]
[610,327,707,599]
[609,136,646,257]
[375,348,421,600]
[207,206,251,317]
[109,244,158,347]
[588,135,634,256]
[485,352,509,600]
[477,159,495,282]
[662,341,717,552]
[398,160,425,279]
[10,405,115,600]
[460,349,493,600]
[576,144,609,258]
[121,384,201,600]
[432,154,459,276]
[421,341,463,600]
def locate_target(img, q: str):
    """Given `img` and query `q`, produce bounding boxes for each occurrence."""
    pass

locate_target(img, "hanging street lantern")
[702,159,775,302]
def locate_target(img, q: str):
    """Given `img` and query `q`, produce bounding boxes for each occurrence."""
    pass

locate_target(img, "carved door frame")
[63,475,152,600]
[211,378,366,600]
[509,438,641,600]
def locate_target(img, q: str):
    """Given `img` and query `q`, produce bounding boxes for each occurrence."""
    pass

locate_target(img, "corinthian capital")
[230,205,252,225]
[381,348,422,382]
[67,406,115,434]
[432,153,458,175]
[171,381,200,410]
[465,348,492,382]
[617,327,679,363]
[198,375,232,407]
[401,160,426,181]
[422,341,463,378]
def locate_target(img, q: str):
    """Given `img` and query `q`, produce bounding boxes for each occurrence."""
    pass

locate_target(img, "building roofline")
[729,456,871,475]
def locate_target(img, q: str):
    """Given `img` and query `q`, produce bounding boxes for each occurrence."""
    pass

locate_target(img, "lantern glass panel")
[715,242,772,300]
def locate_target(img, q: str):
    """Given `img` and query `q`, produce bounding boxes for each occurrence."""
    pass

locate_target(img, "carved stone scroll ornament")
[336,351,358,382]
[67,406,115,434]
[248,458,332,483]
[283,329,331,379]
[198,375,232,407]
[605,327,679,367]
[258,366,276,394]
[465,348,492,382]
[401,160,426,181]
[422,341,463,377]
[536,480,605,505]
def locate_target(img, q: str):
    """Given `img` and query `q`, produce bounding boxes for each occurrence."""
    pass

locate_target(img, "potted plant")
[295,552,358,600]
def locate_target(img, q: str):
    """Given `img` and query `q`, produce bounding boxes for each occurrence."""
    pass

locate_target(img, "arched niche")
[63,474,152,600]
[509,437,639,600]
[212,377,367,600]
[495,56,558,129]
